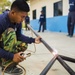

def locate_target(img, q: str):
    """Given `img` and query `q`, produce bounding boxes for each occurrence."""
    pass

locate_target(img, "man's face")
[10,10,27,23]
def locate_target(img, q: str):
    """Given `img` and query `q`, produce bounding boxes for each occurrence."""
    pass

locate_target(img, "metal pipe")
[57,56,75,75]
[27,25,58,56]
[27,25,75,75]
[40,55,58,75]
[60,55,75,63]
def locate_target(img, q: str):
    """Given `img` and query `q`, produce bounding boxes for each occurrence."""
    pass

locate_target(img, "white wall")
[30,0,69,20]
[63,0,69,15]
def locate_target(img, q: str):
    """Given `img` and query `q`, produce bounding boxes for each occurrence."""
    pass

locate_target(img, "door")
[42,6,46,30]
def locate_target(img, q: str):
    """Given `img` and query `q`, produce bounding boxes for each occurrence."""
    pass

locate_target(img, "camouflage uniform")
[1,28,28,66]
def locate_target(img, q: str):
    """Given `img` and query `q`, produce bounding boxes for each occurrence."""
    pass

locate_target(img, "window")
[54,1,62,16]
[32,10,36,19]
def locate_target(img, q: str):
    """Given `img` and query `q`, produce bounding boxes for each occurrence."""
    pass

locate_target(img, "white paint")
[30,0,69,20]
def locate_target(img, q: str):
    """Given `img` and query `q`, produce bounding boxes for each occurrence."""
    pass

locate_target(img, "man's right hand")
[13,52,25,63]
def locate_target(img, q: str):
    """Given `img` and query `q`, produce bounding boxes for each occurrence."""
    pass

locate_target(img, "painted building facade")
[30,0,70,33]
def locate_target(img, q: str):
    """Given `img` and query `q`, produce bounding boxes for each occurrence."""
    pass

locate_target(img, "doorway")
[42,6,46,30]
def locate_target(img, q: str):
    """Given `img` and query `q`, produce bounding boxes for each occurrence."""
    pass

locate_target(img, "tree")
[0,0,7,2]
[0,0,11,12]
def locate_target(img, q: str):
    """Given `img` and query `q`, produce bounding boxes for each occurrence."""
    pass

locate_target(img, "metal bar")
[28,25,75,75]
[40,55,58,75]
[27,25,58,55]
[60,55,75,63]
[57,56,75,75]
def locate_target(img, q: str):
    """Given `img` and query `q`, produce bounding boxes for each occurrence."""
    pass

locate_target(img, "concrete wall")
[30,0,70,33]
[30,16,68,33]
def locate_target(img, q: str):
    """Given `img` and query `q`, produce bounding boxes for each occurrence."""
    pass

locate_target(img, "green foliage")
[0,0,11,12]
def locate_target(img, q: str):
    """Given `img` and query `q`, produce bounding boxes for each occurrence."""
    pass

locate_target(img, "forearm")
[17,34,35,44]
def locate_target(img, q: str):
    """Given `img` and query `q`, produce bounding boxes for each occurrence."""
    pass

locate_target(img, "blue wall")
[30,16,68,33]
[46,16,68,32]
[30,19,40,30]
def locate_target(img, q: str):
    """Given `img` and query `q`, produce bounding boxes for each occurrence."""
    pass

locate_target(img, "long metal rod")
[57,56,75,75]
[40,55,58,75]
[27,25,75,75]
[28,25,57,54]
[60,55,75,63]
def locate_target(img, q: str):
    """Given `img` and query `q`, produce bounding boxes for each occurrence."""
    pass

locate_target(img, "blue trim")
[30,16,68,33]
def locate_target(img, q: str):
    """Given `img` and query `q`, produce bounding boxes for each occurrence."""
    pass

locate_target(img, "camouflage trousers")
[1,28,28,66]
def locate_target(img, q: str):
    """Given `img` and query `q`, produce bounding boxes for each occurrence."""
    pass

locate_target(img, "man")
[0,0,41,74]
[38,10,46,32]
[67,0,75,37]
[25,14,30,30]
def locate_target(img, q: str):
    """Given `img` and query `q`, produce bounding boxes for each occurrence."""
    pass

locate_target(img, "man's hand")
[13,52,25,63]
[35,36,41,44]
